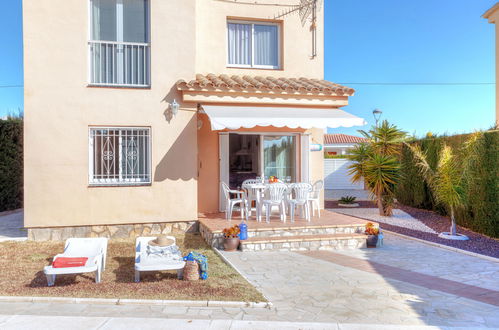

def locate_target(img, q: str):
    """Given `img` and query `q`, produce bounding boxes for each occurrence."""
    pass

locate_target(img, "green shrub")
[397,130,499,238]
[0,118,23,212]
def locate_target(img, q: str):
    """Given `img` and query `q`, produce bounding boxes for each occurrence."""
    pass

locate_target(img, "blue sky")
[325,0,496,136]
[0,0,496,136]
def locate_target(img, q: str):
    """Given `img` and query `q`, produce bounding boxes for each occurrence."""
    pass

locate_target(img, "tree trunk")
[450,207,457,236]
[377,192,385,216]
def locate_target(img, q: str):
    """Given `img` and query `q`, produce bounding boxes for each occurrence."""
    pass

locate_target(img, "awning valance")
[201,105,367,130]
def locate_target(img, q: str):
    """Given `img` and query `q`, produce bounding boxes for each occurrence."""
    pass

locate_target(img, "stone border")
[0,237,27,242]
[384,230,499,263]
[0,296,271,308]
[213,248,274,308]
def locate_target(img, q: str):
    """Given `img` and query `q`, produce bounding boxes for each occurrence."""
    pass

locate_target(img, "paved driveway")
[220,233,499,327]
[0,210,26,241]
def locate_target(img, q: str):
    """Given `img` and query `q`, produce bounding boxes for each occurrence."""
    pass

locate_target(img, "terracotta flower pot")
[223,237,240,251]
[366,235,378,248]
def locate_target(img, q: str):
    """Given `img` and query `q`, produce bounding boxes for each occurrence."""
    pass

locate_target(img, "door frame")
[219,131,308,212]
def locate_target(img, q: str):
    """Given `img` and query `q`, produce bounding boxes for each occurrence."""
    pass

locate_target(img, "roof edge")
[483,3,499,22]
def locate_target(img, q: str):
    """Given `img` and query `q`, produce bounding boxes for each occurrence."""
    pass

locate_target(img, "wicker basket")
[183,260,200,281]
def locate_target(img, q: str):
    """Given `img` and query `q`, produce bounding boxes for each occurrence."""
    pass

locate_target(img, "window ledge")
[88,183,152,188]
[226,66,283,71]
[87,84,151,90]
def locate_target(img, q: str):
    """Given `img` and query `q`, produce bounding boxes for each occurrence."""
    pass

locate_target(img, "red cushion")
[52,257,88,268]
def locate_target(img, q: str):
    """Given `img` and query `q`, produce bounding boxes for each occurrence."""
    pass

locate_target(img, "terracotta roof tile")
[324,134,367,145]
[176,74,355,96]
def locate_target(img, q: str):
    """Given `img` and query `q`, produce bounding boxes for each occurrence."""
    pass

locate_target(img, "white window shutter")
[301,133,310,183]
[219,132,230,212]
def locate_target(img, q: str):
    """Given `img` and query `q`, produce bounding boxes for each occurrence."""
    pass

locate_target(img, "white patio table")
[245,182,292,222]
[245,183,266,222]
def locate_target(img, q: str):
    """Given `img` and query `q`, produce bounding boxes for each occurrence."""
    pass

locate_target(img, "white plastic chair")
[134,236,185,282]
[308,180,324,218]
[221,182,246,221]
[242,179,263,220]
[288,183,312,222]
[262,183,288,223]
[43,237,108,286]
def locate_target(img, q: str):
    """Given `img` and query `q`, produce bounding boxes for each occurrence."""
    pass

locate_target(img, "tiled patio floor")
[199,209,373,233]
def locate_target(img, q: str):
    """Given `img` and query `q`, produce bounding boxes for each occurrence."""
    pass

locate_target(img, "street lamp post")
[372,109,383,127]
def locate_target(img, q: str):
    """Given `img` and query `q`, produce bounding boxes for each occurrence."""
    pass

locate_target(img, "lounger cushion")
[53,257,88,268]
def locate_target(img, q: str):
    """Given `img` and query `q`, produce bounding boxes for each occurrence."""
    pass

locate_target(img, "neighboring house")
[323,134,366,190]
[324,133,367,156]
[483,2,499,126]
[23,0,365,240]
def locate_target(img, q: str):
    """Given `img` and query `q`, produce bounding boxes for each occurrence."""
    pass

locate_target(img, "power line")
[0,85,23,88]
[338,82,495,86]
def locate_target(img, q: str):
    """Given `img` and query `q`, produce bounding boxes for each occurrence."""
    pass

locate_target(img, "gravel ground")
[329,208,437,234]
[325,201,499,259]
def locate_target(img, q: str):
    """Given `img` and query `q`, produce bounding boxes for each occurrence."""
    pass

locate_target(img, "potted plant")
[365,222,379,248]
[222,225,241,251]
[338,196,359,207]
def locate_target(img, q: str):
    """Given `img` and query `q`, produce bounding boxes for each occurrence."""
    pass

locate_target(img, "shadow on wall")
[161,85,179,123]
[154,108,197,182]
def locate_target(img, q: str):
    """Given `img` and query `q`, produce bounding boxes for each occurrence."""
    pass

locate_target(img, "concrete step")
[240,233,368,252]
[246,223,366,239]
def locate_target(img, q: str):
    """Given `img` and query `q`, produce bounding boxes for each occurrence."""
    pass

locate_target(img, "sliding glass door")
[263,135,296,181]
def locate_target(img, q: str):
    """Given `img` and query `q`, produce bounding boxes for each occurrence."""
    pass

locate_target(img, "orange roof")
[176,74,355,96]
[324,134,367,144]
[483,3,499,21]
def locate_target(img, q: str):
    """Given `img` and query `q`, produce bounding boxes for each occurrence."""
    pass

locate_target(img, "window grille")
[89,127,151,185]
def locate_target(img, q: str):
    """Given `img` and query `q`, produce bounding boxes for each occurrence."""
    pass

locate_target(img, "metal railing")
[89,40,150,87]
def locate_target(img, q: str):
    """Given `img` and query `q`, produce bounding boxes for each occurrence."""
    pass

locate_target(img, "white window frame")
[87,0,151,88]
[88,126,152,186]
[227,20,281,70]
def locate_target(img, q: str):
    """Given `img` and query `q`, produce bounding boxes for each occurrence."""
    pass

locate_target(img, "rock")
[31,228,51,241]
[151,224,161,234]
[92,226,106,234]
[50,229,62,241]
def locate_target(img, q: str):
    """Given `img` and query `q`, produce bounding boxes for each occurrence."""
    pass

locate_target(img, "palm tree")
[348,120,406,216]
[407,143,468,239]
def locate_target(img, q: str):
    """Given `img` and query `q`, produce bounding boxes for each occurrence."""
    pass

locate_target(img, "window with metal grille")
[89,127,151,185]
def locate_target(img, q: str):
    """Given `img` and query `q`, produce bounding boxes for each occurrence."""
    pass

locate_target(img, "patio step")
[239,233,368,252]
[246,223,366,239]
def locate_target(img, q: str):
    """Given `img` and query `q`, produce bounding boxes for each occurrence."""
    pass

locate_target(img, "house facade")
[324,134,367,156]
[483,2,499,126]
[23,0,364,240]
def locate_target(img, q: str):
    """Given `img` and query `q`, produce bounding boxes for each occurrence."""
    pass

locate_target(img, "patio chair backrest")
[264,183,288,202]
[242,179,262,200]
[135,236,177,263]
[221,182,231,200]
[290,183,312,201]
[64,237,107,257]
[310,180,324,199]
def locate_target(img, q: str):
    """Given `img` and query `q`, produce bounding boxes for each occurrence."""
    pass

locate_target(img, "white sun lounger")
[134,236,185,282]
[43,237,108,286]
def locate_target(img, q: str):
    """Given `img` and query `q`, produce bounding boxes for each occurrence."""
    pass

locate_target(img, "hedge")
[0,118,23,212]
[396,130,499,238]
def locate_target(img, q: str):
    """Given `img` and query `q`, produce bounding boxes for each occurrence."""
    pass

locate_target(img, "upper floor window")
[227,20,280,69]
[89,0,150,87]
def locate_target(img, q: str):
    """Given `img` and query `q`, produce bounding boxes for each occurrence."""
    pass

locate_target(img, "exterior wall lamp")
[372,108,382,127]
[170,99,180,117]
